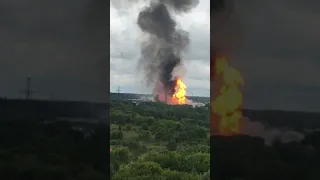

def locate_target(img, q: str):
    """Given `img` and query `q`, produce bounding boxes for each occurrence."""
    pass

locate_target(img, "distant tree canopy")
[110,92,210,103]
[110,101,210,179]
[0,119,109,179]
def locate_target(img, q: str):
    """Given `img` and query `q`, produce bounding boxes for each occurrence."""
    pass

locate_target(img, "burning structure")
[211,0,244,136]
[137,0,199,105]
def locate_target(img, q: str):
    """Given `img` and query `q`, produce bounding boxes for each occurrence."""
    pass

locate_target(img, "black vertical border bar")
[92,0,111,177]
[88,1,111,177]
[210,0,234,179]
[107,1,111,178]
[87,0,111,177]
[210,1,225,179]
[210,0,226,136]
[210,1,216,179]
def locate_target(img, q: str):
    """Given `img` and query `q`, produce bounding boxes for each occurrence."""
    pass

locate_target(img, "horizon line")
[110,92,209,98]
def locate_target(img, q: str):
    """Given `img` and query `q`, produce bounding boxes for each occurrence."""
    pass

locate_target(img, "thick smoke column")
[137,0,199,101]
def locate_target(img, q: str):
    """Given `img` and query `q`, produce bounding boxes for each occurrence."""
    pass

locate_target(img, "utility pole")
[22,77,34,100]
[117,86,121,94]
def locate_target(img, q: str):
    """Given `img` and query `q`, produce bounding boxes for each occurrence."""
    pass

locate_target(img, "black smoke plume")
[137,0,199,102]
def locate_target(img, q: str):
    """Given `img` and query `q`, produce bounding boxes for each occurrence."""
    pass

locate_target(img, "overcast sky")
[1,0,319,111]
[232,0,320,111]
[0,0,108,102]
[110,0,210,97]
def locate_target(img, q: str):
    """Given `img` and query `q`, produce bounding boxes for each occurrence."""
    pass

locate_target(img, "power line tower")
[117,86,121,94]
[22,77,35,100]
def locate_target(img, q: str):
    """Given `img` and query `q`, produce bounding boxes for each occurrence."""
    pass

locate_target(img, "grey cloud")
[185,25,210,61]
[235,0,320,62]
[110,59,137,75]
[0,0,109,102]
[229,0,320,111]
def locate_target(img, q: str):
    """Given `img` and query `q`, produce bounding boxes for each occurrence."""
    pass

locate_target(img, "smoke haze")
[242,117,305,145]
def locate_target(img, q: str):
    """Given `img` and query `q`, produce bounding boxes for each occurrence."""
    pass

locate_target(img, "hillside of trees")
[110,101,210,180]
[211,110,320,179]
[110,99,320,179]
[0,119,109,179]
[2,97,320,179]
[211,131,320,179]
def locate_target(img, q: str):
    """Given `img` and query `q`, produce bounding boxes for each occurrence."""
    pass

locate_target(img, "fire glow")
[211,54,244,135]
[155,77,187,105]
[172,78,187,104]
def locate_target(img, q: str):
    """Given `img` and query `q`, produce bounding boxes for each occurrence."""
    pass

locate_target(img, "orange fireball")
[172,78,187,104]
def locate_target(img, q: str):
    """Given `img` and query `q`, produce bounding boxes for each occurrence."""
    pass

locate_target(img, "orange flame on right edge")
[211,54,243,136]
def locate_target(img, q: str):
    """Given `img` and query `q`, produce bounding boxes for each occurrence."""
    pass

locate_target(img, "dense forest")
[110,100,210,180]
[211,113,320,179]
[211,131,320,179]
[2,96,320,179]
[110,99,320,179]
[0,118,109,179]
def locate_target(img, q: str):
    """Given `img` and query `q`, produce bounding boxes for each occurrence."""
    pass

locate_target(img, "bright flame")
[212,56,244,135]
[172,78,187,104]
